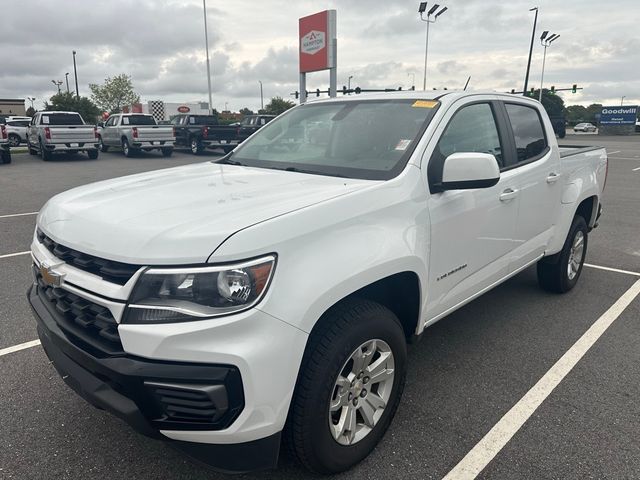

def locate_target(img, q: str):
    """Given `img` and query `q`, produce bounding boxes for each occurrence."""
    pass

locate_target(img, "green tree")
[529,89,565,119]
[585,104,603,124]
[25,106,36,117]
[44,92,101,124]
[239,107,254,116]
[264,96,295,116]
[89,74,140,114]
[565,105,588,125]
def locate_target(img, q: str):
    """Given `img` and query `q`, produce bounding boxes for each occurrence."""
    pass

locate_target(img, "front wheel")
[285,299,407,474]
[537,215,588,293]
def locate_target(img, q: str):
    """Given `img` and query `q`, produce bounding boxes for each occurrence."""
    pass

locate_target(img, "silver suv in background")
[6,119,30,146]
[27,111,99,161]
[98,113,175,157]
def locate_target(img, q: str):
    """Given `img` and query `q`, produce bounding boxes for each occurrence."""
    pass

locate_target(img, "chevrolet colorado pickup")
[27,111,99,161]
[29,92,607,474]
[171,114,239,155]
[98,113,175,157]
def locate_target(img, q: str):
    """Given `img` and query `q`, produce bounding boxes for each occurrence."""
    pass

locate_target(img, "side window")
[505,103,547,163]
[428,103,503,189]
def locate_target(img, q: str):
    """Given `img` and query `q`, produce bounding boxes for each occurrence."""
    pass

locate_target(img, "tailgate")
[137,126,174,141]
[49,127,96,143]
[207,127,238,142]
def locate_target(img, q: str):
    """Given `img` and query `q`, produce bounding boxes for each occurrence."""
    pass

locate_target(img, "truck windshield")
[123,116,157,126]
[41,113,84,125]
[226,99,439,180]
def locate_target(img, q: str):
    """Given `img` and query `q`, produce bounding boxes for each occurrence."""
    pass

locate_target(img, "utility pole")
[621,96,626,106]
[65,73,70,93]
[72,50,79,98]
[523,7,538,97]
[259,80,264,110]
[418,3,448,91]
[202,0,214,115]
[538,31,559,101]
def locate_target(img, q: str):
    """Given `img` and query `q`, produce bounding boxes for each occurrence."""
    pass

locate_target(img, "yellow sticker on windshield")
[412,100,438,108]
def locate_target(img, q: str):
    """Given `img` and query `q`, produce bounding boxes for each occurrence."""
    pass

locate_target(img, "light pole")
[72,50,79,98]
[538,31,559,101]
[621,96,626,106]
[259,80,264,110]
[202,0,214,115]
[348,75,353,94]
[418,2,448,91]
[408,72,416,90]
[51,80,63,94]
[28,97,35,110]
[523,7,538,97]
[65,72,70,93]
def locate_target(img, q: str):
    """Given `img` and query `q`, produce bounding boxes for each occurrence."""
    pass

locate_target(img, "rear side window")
[123,115,156,126]
[505,104,547,163]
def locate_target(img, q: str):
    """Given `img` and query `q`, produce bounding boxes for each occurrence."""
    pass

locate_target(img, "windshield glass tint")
[124,115,156,126]
[42,113,84,125]
[229,99,439,180]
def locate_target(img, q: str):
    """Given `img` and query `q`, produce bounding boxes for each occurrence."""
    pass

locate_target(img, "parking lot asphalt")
[1,136,639,479]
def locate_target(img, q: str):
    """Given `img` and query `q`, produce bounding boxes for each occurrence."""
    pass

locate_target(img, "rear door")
[425,97,520,321]
[500,101,562,268]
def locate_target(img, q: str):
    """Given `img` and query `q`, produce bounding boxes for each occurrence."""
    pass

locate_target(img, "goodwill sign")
[599,105,638,125]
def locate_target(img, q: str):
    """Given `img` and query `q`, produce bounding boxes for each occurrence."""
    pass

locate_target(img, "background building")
[0,98,26,116]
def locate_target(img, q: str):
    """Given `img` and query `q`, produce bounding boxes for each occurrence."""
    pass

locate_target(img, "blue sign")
[599,105,638,125]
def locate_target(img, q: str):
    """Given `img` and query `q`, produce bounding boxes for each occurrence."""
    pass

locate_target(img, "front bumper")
[28,285,283,472]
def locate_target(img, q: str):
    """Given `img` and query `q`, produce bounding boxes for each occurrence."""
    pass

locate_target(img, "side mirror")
[441,152,500,190]
[97,121,104,128]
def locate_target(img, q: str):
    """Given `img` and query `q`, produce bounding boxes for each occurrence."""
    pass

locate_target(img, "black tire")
[87,149,99,159]
[222,146,234,154]
[122,138,136,157]
[40,140,52,161]
[98,136,109,152]
[190,138,203,155]
[1,150,11,164]
[161,147,173,157]
[285,299,407,474]
[537,215,588,293]
[8,134,20,147]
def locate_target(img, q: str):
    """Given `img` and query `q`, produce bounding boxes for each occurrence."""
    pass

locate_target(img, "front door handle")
[546,172,561,183]
[499,188,519,202]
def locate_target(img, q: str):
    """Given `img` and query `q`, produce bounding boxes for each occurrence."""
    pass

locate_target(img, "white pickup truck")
[98,113,175,157]
[27,111,99,161]
[29,92,606,474]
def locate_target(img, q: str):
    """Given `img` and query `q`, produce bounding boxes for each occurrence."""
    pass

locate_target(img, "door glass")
[429,103,503,188]
[505,104,547,163]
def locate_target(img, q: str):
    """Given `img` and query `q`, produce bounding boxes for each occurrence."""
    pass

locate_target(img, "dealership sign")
[299,10,336,73]
[599,105,638,125]
[177,105,190,113]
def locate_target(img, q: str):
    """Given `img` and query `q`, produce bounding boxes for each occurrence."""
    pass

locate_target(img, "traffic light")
[530,87,535,96]
[342,86,347,95]
[511,89,515,94]
[572,84,577,93]
[316,88,320,97]
[294,91,299,99]
[550,86,555,94]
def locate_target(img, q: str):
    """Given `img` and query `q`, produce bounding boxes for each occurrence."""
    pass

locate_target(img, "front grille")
[37,229,140,285]
[34,265,124,356]
[145,382,230,426]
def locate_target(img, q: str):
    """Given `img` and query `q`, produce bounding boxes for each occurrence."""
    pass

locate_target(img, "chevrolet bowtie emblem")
[40,262,64,287]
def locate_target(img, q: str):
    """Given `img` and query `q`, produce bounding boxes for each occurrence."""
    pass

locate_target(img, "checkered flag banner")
[149,101,165,122]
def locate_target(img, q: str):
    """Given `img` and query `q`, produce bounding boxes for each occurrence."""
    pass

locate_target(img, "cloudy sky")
[3,0,638,112]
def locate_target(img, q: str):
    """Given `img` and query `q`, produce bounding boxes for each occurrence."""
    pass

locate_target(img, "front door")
[425,99,520,323]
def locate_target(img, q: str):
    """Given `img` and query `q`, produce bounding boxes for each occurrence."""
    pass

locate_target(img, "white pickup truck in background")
[98,113,175,157]
[29,92,606,474]
[27,111,99,161]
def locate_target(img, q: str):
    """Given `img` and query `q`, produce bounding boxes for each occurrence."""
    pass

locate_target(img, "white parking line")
[607,151,620,155]
[442,278,640,480]
[0,251,30,259]
[585,263,640,277]
[0,211,38,219]
[632,167,640,172]
[0,339,41,357]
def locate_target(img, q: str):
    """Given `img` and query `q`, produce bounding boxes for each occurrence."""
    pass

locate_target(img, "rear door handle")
[499,188,519,201]
[546,172,561,183]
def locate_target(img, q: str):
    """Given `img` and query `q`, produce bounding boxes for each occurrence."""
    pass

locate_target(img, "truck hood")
[38,162,373,264]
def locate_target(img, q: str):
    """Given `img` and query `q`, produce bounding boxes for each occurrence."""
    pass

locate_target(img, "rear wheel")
[40,140,52,161]
[537,215,588,293]
[87,149,99,159]
[122,138,136,157]
[1,150,11,164]
[98,136,109,152]
[222,146,234,154]
[161,147,173,157]
[190,138,203,155]
[8,134,20,147]
[285,299,407,474]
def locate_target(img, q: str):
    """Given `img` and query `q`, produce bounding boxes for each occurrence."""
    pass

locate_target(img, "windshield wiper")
[216,157,244,166]
[271,166,347,178]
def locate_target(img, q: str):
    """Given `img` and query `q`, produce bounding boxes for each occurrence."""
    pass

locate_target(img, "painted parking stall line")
[0,339,41,357]
[442,279,640,480]
[585,263,640,277]
[0,251,30,259]
[0,211,38,219]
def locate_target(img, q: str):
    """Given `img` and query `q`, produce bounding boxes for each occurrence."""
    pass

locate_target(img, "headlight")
[123,255,276,324]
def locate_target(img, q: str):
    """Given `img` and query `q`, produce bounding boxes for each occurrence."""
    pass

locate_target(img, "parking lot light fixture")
[202,0,214,115]
[539,30,559,101]
[27,97,35,110]
[418,2,448,91]
[51,79,62,94]
[523,7,538,97]
[259,80,264,110]
[72,50,79,98]
[621,96,626,106]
